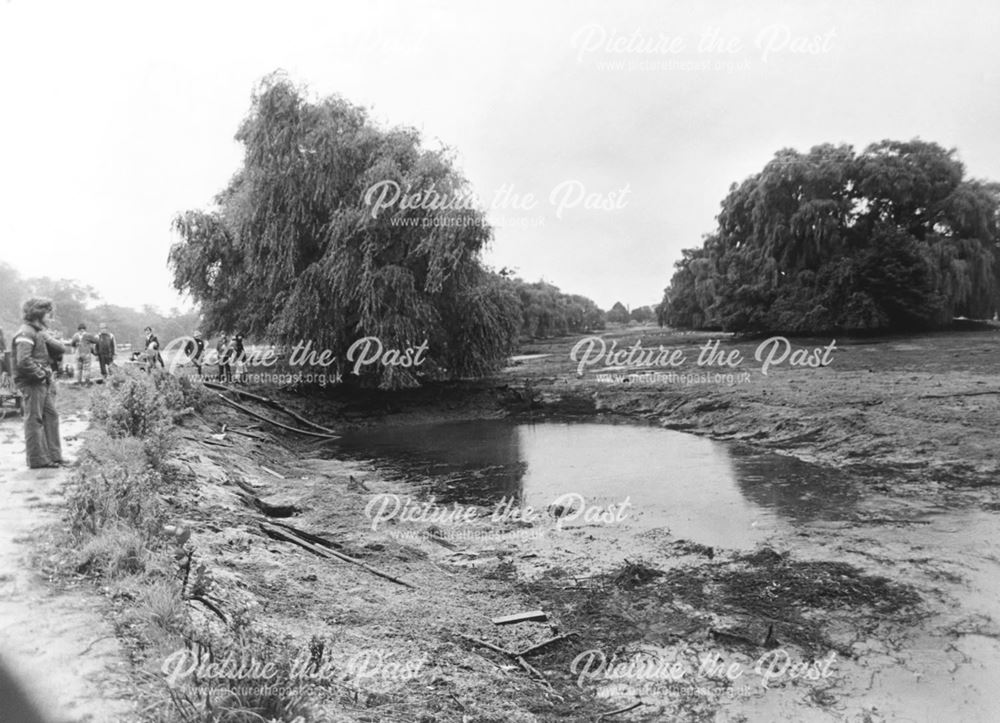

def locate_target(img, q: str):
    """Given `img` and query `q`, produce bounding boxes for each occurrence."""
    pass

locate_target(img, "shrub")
[152,371,212,415]
[67,432,166,539]
[90,367,184,469]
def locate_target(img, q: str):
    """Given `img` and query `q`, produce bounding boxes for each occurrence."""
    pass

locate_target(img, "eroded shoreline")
[9,327,1000,721]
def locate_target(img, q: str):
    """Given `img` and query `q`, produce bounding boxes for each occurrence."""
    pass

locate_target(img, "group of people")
[3,300,123,468]
[182,331,248,383]
[69,323,117,383]
[1,320,117,388]
[4,296,255,470]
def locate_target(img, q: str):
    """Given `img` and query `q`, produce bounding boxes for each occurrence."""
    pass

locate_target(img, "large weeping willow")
[662,140,1000,333]
[169,75,521,388]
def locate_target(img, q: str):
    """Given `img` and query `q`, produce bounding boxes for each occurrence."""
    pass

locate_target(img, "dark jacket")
[97,332,116,359]
[184,338,205,360]
[12,322,63,386]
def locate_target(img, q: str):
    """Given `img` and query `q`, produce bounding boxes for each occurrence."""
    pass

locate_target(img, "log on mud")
[202,382,339,435]
[259,521,416,589]
[213,393,340,440]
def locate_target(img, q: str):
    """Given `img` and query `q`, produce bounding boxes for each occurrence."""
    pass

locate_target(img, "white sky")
[1,0,998,313]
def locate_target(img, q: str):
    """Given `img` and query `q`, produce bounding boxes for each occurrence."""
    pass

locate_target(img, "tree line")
[0,263,200,350]
[659,140,1000,333]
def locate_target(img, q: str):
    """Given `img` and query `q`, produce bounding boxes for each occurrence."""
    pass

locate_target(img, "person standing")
[184,330,206,376]
[216,334,233,383]
[12,298,64,469]
[233,333,246,384]
[71,324,99,385]
[96,323,116,378]
[143,326,164,371]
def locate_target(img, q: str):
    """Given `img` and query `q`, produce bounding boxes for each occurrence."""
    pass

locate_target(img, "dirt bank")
[0,386,136,722]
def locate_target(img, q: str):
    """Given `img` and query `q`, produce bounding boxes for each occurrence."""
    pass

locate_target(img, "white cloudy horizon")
[1,0,998,315]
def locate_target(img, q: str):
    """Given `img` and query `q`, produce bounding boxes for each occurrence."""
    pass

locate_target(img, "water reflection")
[730,450,859,523]
[333,419,526,503]
[331,419,859,548]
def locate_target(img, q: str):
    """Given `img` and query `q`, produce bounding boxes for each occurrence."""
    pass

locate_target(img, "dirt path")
[0,401,136,723]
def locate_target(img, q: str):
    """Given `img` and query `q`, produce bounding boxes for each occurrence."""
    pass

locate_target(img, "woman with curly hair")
[11,298,65,469]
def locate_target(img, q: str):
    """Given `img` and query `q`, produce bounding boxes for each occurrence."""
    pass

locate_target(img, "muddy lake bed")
[5,328,1000,721]
[316,412,1000,721]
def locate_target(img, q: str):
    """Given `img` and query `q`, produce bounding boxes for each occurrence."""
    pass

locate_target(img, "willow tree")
[662,140,1000,333]
[170,75,520,388]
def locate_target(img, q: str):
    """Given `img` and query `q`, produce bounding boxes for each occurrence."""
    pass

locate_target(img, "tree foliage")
[662,140,1000,333]
[505,278,604,339]
[629,305,655,323]
[606,301,630,325]
[0,262,198,348]
[170,75,522,388]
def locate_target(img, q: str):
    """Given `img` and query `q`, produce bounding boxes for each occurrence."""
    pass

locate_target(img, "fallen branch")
[268,520,344,550]
[457,633,513,656]
[918,390,1000,399]
[517,632,578,658]
[516,655,548,683]
[214,393,340,439]
[203,382,339,435]
[260,522,415,588]
[598,701,643,720]
[227,428,271,441]
[260,465,286,479]
[189,595,228,625]
[456,633,558,692]
[179,434,232,448]
[200,438,233,448]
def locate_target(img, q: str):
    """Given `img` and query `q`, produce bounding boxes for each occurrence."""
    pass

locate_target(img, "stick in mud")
[598,701,644,720]
[267,520,344,550]
[516,632,578,657]
[214,393,340,439]
[456,634,558,692]
[259,464,286,479]
[202,382,340,435]
[259,521,416,588]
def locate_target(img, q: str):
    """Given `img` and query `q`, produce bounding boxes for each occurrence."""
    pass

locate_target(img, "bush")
[92,366,170,436]
[67,432,166,540]
[89,366,196,469]
[152,371,212,415]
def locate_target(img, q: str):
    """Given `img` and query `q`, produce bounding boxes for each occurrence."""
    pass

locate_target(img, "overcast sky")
[1,0,998,313]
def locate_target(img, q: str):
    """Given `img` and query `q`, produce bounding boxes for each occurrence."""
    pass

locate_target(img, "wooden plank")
[491,610,547,626]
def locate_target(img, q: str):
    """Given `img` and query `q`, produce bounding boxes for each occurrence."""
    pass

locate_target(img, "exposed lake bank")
[9,326,1000,721]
